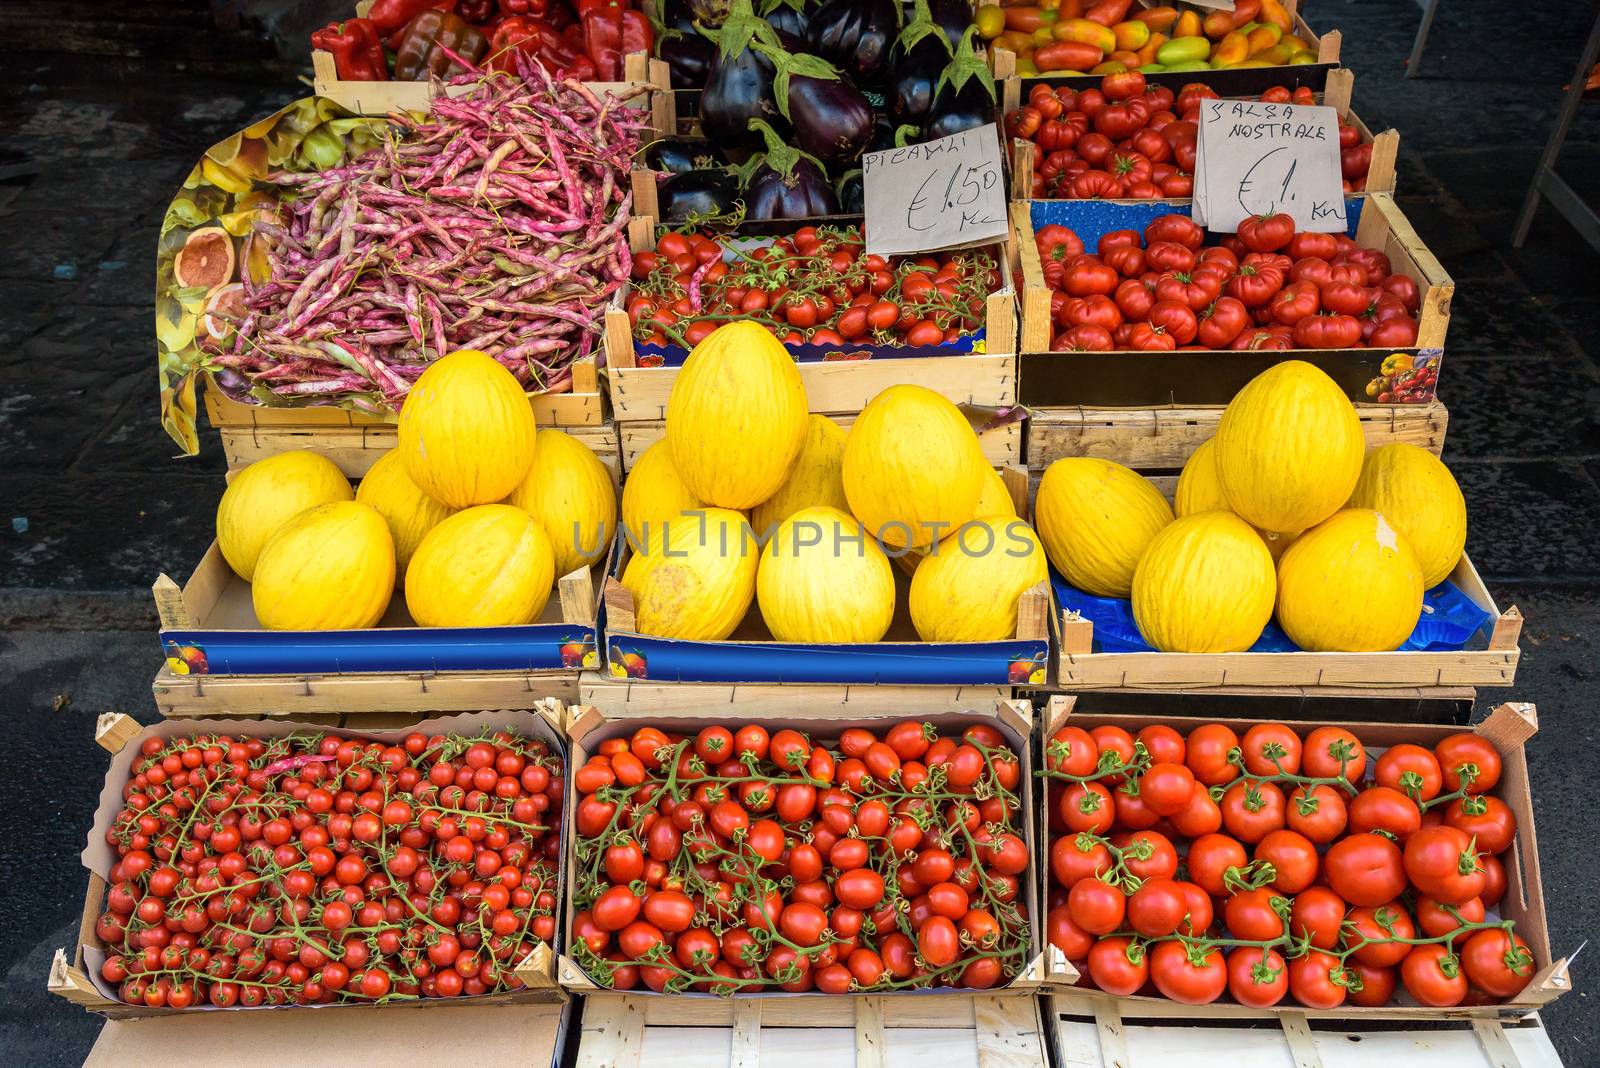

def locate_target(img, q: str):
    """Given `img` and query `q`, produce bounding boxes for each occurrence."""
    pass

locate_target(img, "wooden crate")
[1035,698,1573,1021]
[1046,994,1565,1067]
[604,225,1018,424]
[215,413,621,480]
[619,410,1022,473]
[1008,69,1398,200]
[1053,549,1521,691]
[575,993,1049,1068]
[1012,193,1454,407]
[581,675,1012,714]
[1025,401,1448,473]
[52,710,569,1019]
[559,697,1064,999]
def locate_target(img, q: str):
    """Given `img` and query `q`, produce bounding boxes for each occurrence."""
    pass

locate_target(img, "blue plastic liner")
[1051,568,1491,654]
[1027,198,1365,247]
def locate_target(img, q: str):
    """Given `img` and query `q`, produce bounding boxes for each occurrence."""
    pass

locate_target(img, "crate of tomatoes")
[606,221,1019,430]
[1037,697,1572,1017]
[51,708,570,1023]
[560,698,1058,996]
[1010,194,1452,407]
[1003,69,1397,201]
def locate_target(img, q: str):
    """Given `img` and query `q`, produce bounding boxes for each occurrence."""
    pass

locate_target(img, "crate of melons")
[1034,360,1520,692]
[600,320,1050,686]
[154,351,618,716]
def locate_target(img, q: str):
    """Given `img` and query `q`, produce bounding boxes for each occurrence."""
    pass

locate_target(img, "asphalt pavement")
[1,0,1598,1062]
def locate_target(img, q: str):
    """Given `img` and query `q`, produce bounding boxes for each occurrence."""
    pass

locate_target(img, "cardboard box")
[1034,696,1572,1020]
[558,697,1064,998]
[52,708,569,1021]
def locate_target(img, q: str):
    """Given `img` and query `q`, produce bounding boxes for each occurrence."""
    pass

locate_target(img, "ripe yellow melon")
[398,350,537,508]
[356,449,456,581]
[217,450,353,581]
[506,429,617,578]
[1214,361,1365,534]
[757,506,895,643]
[405,505,555,628]
[976,467,1018,518]
[910,516,1048,642]
[1346,444,1467,588]
[1176,439,1299,561]
[628,508,758,640]
[251,501,393,630]
[751,416,849,537]
[1276,509,1423,652]
[843,385,988,551]
[1034,458,1174,598]
[666,322,809,509]
[1131,511,1277,652]
[621,440,704,548]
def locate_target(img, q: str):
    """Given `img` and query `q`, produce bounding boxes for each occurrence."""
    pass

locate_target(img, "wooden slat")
[975,995,1052,1068]
[578,996,645,1068]
[1026,402,1448,472]
[581,676,1013,715]
[619,415,1021,472]
[152,665,580,717]
[855,997,887,1068]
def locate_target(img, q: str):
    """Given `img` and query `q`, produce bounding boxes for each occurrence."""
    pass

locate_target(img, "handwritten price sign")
[862,124,1008,257]
[1194,100,1347,233]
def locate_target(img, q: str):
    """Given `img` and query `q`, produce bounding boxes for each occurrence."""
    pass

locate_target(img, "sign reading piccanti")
[1194,99,1348,233]
[862,123,1008,257]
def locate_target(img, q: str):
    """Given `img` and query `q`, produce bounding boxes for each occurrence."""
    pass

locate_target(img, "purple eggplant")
[805,0,899,90]
[659,33,716,89]
[645,138,729,174]
[925,0,971,47]
[923,27,997,142]
[838,169,864,214]
[700,0,788,150]
[741,119,841,219]
[886,0,954,128]
[753,40,873,165]
[659,169,740,223]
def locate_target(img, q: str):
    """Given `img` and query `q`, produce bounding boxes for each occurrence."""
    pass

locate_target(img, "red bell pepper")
[311,18,387,81]
[581,2,625,80]
[501,0,551,14]
[367,0,455,38]
[486,15,549,74]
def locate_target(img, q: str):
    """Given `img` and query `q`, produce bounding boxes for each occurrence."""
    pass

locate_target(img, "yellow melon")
[629,508,758,640]
[405,505,555,628]
[251,501,393,630]
[751,416,850,537]
[757,506,895,643]
[1214,361,1365,534]
[843,385,988,551]
[1131,511,1277,652]
[666,322,809,509]
[1346,444,1467,588]
[356,449,456,581]
[621,440,705,549]
[1276,509,1423,652]
[910,516,1048,642]
[398,350,537,507]
[1034,458,1174,598]
[1176,438,1299,561]
[506,429,617,578]
[217,450,353,581]
[976,467,1019,518]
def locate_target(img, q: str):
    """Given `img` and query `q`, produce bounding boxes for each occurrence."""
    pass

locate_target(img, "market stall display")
[1036,699,1568,1015]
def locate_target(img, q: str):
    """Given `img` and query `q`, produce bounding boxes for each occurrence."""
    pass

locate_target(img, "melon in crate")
[622,440,706,542]
[1346,443,1467,588]
[666,321,808,510]
[756,506,895,643]
[405,505,556,628]
[356,449,457,581]
[1214,361,1365,535]
[252,501,394,630]
[626,507,759,641]
[398,349,538,508]
[506,428,617,577]
[843,385,989,551]
[909,516,1048,642]
[217,450,354,581]
[750,415,850,537]
[1132,511,1277,653]
[1176,439,1298,561]
[1035,457,1173,598]
[1276,509,1424,652]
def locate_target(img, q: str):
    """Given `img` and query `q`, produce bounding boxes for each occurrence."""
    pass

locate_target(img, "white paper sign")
[1193,100,1347,233]
[862,123,1008,257]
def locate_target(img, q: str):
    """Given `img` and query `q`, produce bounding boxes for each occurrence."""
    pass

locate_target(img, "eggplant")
[886,0,953,128]
[700,5,787,152]
[659,33,716,89]
[837,169,864,214]
[658,169,740,222]
[753,40,873,165]
[659,0,699,32]
[762,0,810,40]
[923,26,998,142]
[925,0,971,47]
[804,0,899,90]
[741,119,840,219]
[645,138,729,174]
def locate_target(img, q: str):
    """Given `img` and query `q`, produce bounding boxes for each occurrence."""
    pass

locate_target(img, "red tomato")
[1434,734,1503,794]
[1290,886,1346,950]
[1460,928,1535,998]
[1325,833,1407,907]
[1288,950,1347,1009]
[1301,727,1367,780]
[1404,825,1486,904]
[1401,944,1468,1007]
[1087,936,1149,995]
[1228,947,1288,1007]
[1149,940,1226,1004]
[1185,723,1241,786]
